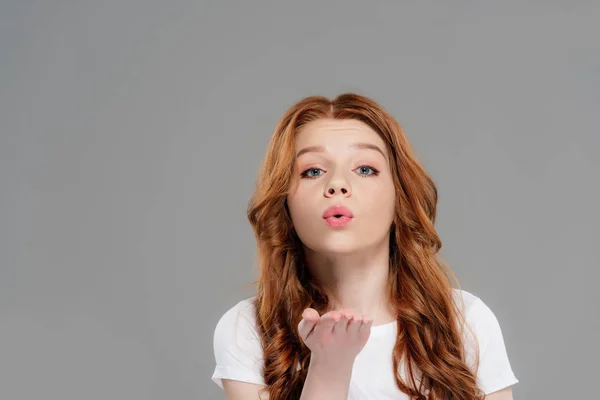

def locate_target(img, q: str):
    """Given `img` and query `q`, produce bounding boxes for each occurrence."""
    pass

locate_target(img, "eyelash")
[300,165,380,179]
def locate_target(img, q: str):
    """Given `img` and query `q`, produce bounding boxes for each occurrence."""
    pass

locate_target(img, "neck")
[302,240,395,326]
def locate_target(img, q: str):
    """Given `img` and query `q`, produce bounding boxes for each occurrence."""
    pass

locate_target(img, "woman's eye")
[300,166,380,179]
[300,168,324,179]
[356,165,379,177]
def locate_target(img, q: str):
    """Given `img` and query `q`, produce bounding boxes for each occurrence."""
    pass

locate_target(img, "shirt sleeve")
[211,300,266,390]
[464,297,520,395]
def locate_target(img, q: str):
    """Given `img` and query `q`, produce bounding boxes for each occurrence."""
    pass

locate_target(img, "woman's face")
[286,118,396,255]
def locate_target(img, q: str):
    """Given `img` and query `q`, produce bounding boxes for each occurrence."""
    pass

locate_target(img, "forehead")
[295,118,386,150]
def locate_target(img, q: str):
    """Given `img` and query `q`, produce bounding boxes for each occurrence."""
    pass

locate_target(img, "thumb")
[298,308,320,341]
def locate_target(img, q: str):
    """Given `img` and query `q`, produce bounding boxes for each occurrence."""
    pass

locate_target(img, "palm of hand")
[297,308,373,364]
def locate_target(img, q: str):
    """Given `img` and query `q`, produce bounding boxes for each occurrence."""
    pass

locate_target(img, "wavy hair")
[246,93,484,399]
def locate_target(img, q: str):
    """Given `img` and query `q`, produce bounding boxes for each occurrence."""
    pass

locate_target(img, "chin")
[305,235,363,255]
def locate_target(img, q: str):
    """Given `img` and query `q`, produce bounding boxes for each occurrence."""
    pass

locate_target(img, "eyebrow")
[296,143,387,159]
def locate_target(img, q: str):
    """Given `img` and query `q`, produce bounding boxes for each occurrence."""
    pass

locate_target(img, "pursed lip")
[322,205,354,219]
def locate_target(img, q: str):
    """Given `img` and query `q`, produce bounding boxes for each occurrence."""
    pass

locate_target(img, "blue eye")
[300,168,324,179]
[356,165,379,177]
[300,166,380,179]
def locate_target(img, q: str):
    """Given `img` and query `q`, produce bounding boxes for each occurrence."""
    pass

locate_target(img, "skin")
[222,118,514,400]
[287,118,397,326]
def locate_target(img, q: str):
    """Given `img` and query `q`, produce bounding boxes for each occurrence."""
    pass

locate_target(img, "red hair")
[246,93,484,399]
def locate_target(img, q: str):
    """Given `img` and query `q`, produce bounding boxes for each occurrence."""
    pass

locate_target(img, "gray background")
[2,1,598,399]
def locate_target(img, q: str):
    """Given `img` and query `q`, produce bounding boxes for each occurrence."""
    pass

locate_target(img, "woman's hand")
[297,308,373,366]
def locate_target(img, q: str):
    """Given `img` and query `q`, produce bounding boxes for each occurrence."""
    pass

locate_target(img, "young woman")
[211,93,519,399]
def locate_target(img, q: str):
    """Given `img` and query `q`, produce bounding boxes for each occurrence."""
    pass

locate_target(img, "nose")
[324,180,351,198]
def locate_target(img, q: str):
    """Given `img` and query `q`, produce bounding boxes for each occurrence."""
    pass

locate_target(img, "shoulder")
[451,288,504,348]
[211,296,265,389]
[215,296,259,337]
[451,288,502,353]
[213,296,261,358]
[451,288,520,394]
[451,287,484,314]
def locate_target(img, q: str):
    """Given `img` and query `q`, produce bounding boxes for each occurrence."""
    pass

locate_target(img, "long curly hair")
[246,93,484,399]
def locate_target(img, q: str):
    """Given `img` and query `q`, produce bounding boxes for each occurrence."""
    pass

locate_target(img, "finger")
[341,310,356,332]
[338,308,354,317]
[316,310,341,334]
[298,309,320,340]
[301,308,320,329]
[298,318,318,341]
[339,309,354,321]
[347,315,363,334]
[303,308,320,321]
[333,313,352,334]
[359,317,373,333]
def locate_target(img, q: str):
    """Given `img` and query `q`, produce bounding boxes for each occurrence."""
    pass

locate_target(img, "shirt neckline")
[369,320,397,338]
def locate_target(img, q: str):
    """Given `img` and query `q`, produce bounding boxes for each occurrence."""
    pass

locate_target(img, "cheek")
[364,180,396,219]
[367,177,395,201]
[286,189,313,223]
[286,180,301,218]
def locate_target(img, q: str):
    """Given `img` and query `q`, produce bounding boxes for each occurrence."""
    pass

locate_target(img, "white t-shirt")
[211,289,519,398]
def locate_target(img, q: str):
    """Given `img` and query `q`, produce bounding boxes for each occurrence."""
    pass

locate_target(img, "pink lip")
[322,205,354,227]
[322,205,354,219]
[324,215,352,227]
